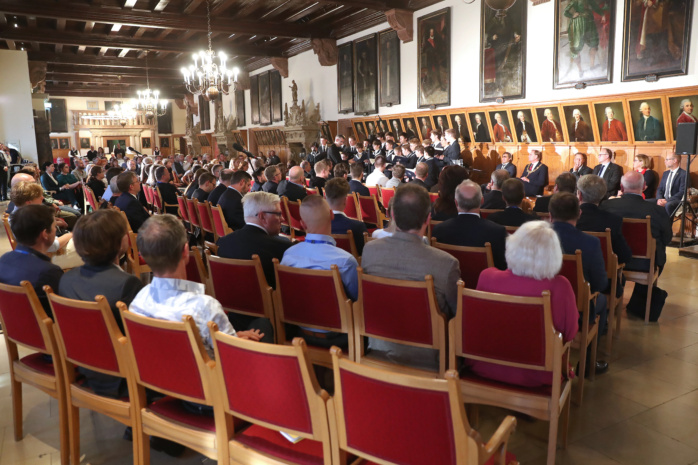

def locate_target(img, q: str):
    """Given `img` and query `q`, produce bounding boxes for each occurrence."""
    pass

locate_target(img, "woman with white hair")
[466,221,579,387]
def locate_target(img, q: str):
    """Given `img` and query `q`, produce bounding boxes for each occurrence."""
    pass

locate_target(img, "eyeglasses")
[263,211,283,217]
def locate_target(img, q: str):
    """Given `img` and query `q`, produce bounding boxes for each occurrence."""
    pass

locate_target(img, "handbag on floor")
[626,284,667,322]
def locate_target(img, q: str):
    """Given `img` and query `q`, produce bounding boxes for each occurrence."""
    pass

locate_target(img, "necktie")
[608,120,612,129]
[667,171,675,198]
[599,164,607,178]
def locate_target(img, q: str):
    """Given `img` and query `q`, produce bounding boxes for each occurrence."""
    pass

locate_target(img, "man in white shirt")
[366,155,389,187]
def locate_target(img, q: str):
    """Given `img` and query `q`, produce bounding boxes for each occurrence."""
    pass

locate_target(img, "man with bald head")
[431,179,507,270]
[601,171,672,273]
[277,166,308,202]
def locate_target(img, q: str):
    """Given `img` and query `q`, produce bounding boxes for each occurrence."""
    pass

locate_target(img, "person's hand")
[657,199,667,207]
[57,201,64,206]
[521,177,530,182]
[573,12,579,17]
[56,218,68,228]
[3,167,7,171]
[237,329,264,341]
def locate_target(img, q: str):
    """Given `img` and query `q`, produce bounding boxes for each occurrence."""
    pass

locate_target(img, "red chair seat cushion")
[20,353,55,376]
[361,450,516,465]
[234,424,324,465]
[148,397,216,432]
[459,370,556,397]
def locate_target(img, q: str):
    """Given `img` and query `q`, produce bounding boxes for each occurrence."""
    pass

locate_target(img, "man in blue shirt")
[281,195,359,348]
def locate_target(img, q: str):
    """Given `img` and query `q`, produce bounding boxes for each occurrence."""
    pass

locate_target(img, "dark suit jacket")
[0,245,63,318]
[192,188,209,203]
[349,179,370,197]
[278,181,307,202]
[496,163,517,178]
[642,169,659,199]
[207,183,227,206]
[592,162,623,198]
[570,165,593,179]
[216,224,292,288]
[173,161,185,176]
[656,168,686,204]
[114,193,150,232]
[157,182,180,215]
[442,141,461,165]
[267,155,280,166]
[600,193,672,269]
[262,181,279,194]
[635,115,664,141]
[327,144,343,165]
[331,212,367,256]
[552,222,607,294]
[576,203,632,265]
[217,187,246,231]
[432,213,507,270]
[424,158,440,189]
[533,195,551,213]
[487,207,538,227]
[482,190,506,210]
[410,179,428,190]
[521,163,549,197]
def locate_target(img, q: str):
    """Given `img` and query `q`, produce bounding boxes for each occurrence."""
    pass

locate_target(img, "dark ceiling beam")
[0,27,283,57]
[28,51,186,69]
[0,1,322,39]
[47,64,178,79]
[47,73,183,85]
[44,85,184,99]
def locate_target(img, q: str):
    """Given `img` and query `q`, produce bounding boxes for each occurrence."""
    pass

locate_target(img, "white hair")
[544,109,553,117]
[605,106,614,116]
[243,191,281,218]
[640,102,650,110]
[494,113,502,119]
[506,221,562,280]
[517,111,524,118]
[680,98,692,111]
[573,109,581,117]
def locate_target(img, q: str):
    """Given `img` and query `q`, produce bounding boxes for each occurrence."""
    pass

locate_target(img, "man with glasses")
[592,148,623,199]
[262,165,282,194]
[656,153,686,215]
[114,171,150,232]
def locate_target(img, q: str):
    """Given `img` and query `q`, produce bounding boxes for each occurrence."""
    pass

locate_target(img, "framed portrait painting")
[489,111,514,143]
[354,121,368,141]
[469,112,491,143]
[511,108,538,143]
[554,0,614,88]
[449,113,468,141]
[270,70,283,123]
[536,106,566,143]
[593,101,629,142]
[250,74,260,125]
[622,0,694,81]
[377,119,390,134]
[59,138,69,150]
[320,123,332,141]
[354,33,378,115]
[365,120,377,137]
[417,8,451,108]
[388,118,403,135]
[79,137,90,149]
[628,98,666,142]
[235,90,246,127]
[258,71,272,126]
[379,29,400,107]
[432,114,450,133]
[668,95,698,139]
[337,43,354,113]
[417,115,434,140]
[160,137,170,148]
[562,104,596,143]
[402,117,419,139]
[50,138,58,150]
[480,0,526,102]
[142,137,151,149]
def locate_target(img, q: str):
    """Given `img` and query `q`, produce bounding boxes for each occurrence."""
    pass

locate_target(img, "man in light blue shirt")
[281,195,359,348]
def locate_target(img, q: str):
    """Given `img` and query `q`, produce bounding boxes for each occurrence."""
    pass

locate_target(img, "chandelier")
[131,51,167,120]
[181,0,239,101]
[108,103,137,127]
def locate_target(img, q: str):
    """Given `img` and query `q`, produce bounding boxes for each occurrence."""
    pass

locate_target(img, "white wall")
[0,50,38,162]
[233,0,698,127]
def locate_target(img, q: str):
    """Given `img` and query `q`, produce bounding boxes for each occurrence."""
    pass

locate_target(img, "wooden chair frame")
[119,308,226,464]
[196,199,216,238]
[480,209,503,220]
[210,204,233,241]
[431,240,494,287]
[621,216,659,324]
[83,185,99,214]
[209,333,333,465]
[331,230,359,260]
[377,186,395,209]
[426,219,443,240]
[188,246,209,288]
[3,213,16,250]
[126,232,152,279]
[0,281,69,465]
[282,197,305,240]
[363,231,376,244]
[273,260,356,364]
[356,193,387,227]
[330,348,518,465]
[343,192,363,222]
[176,195,191,231]
[154,185,179,215]
[353,268,447,378]
[45,289,140,465]
[450,286,571,465]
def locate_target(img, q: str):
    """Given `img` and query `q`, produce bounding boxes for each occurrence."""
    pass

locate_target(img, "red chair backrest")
[336,365,457,465]
[622,218,651,258]
[197,201,214,233]
[186,198,200,227]
[357,195,380,225]
[305,187,318,195]
[433,242,492,289]
[208,256,268,317]
[0,283,47,351]
[215,339,314,434]
[152,186,164,211]
[276,265,343,329]
[343,193,361,221]
[185,251,202,283]
[285,199,304,231]
[558,254,581,301]
[210,205,230,238]
[2,216,16,250]
[367,186,378,197]
[429,192,438,204]
[143,184,153,205]
[379,187,395,209]
[85,187,98,211]
[177,195,190,223]
[333,235,355,257]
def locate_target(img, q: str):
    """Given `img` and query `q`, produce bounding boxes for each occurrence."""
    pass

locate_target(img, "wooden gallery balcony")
[72,110,156,130]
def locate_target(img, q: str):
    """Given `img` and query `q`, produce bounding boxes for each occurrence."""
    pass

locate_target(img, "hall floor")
[1,218,698,464]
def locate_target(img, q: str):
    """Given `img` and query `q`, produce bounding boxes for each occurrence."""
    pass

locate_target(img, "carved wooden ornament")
[271,57,289,78]
[386,9,413,43]
[311,38,338,66]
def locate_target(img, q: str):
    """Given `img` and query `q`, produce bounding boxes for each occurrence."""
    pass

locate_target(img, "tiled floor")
[2,206,698,464]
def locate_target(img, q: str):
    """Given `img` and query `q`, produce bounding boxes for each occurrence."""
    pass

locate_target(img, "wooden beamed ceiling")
[1,0,442,99]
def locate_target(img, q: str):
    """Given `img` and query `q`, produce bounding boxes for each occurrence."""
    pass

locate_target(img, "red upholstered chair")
[83,185,99,214]
[621,216,658,324]
[431,239,494,289]
[45,289,139,465]
[126,232,151,279]
[273,260,355,365]
[0,282,69,465]
[282,197,305,240]
[306,178,311,187]
[356,193,386,228]
[367,186,378,197]
[426,219,442,240]
[176,195,191,230]
[306,187,319,195]
[377,186,395,209]
[536,211,551,221]
[119,308,226,464]
[343,192,363,221]
[210,204,233,240]
[186,197,201,230]
[210,333,333,465]
[186,246,208,286]
[142,184,154,212]
[196,199,216,238]
[353,268,447,377]
[3,214,16,250]
[429,192,439,204]
[451,285,571,465]
[559,251,598,405]
[480,209,503,220]
[585,229,624,355]
[332,230,359,260]
[505,226,519,235]
[329,348,519,465]
[206,252,277,342]
[151,185,163,213]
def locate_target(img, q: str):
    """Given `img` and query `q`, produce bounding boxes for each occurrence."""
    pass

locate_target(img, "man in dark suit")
[349,164,370,196]
[570,152,593,179]
[432,179,507,270]
[325,177,367,255]
[487,179,539,227]
[576,174,632,266]
[592,148,623,198]
[496,152,517,178]
[316,136,330,163]
[601,171,672,273]
[154,166,179,215]
[442,129,461,165]
[262,165,281,194]
[173,154,186,177]
[420,146,441,190]
[533,172,576,213]
[208,169,233,206]
[410,162,430,191]
[114,171,150,233]
[327,136,346,165]
[655,153,686,215]
[482,169,509,210]
[550,192,609,374]
[250,167,265,192]
[0,204,63,317]
[217,171,252,231]
[192,171,216,203]
[277,166,307,202]
[520,149,549,197]
[217,191,292,289]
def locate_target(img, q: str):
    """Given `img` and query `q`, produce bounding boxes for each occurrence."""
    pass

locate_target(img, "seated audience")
[280,195,359,348]
[497,152,517,178]
[41,161,78,207]
[207,169,232,206]
[114,171,150,233]
[250,167,265,192]
[277,166,308,202]
[592,148,623,199]
[192,172,216,203]
[386,164,405,189]
[471,221,578,387]
[569,152,593,179]
[333,162,350,180]
[310,160,330,194]
[487,179,539,227]
[349,163,370,196]
[431,165,469,221]
[86,165,106,202]
[217,171,252,231]
[634,154,658,199]
[365,156,389,187]
[482,169,509,209]
[325,178,367,255]
[533,172,577,213]
[154,165,179,215]
[410,162,430,190]
[0,204,63,316]
[183,167,204,199]
[262,165,281,194]
[655,153,686,215]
